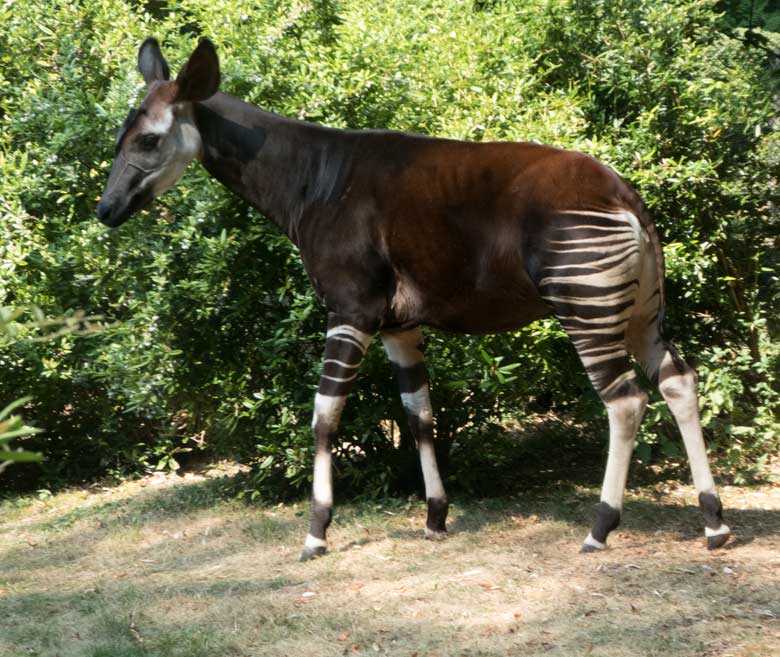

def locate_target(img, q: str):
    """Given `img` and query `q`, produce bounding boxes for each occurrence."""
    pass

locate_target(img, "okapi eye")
[141,134,160,151]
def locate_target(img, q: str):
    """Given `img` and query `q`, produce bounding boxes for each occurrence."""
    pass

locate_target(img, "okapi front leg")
[380,327,448,538]
[300,317,374,562]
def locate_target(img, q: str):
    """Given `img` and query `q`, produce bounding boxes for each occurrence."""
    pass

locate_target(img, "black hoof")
[424,527,447,541]
[299,545,327,562]
[707,533,730,550]
[580,543,604,554]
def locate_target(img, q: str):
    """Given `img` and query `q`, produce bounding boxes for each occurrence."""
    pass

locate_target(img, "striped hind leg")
[300,314,374,562]
[381,327,448,538]
[543,280,648,551]
[634,334,730,549]
[572,337,648,552]
[538,208,650,550]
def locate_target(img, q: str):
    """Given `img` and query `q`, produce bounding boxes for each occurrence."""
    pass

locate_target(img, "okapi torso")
[98,38,730,561]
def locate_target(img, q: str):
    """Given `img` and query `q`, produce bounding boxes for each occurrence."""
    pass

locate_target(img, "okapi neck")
[193,93,354,241]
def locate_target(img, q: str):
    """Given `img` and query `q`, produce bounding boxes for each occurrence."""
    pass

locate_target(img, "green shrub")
[0,0,777,495]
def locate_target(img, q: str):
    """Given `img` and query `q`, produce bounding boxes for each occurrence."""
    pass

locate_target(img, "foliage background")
[0,0,778,496]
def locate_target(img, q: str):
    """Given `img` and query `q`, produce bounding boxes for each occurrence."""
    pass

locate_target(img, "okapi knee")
[659,362,699,424]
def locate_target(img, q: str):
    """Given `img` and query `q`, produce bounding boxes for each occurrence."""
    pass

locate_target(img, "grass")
[1,464,779,657]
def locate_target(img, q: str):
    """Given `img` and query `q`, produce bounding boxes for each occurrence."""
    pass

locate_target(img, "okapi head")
[97,38,220,227]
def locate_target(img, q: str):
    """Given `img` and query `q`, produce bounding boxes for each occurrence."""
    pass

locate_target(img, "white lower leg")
[658,353,714,489]
[382,329,449,537]
[658,352,729,542]
[585,391,647,550]
[419,438,445,501]
[303,393,344,558]
[312,444,333,508]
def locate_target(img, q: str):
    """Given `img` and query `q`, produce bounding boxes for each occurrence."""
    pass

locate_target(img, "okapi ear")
[138,38,170,85]
[175,37,220,102]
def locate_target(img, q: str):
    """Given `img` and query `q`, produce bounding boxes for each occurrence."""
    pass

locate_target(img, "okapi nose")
[96,198,113,224]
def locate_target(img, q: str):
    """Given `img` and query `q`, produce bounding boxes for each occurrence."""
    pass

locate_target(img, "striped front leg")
[300,316,374,562]
[381,328,448,539]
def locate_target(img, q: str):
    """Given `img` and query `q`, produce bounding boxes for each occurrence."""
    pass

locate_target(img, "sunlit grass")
[1,468,779,656]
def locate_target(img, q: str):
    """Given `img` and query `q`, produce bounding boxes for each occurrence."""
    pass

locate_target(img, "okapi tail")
[632,194,686,373]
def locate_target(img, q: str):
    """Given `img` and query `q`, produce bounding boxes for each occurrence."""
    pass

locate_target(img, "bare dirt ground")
[1,464,778,657]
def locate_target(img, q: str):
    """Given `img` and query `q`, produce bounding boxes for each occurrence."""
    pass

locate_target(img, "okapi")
[97,38,730,561]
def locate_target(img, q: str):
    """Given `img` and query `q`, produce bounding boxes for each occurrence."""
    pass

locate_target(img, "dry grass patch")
[1,469,779,657]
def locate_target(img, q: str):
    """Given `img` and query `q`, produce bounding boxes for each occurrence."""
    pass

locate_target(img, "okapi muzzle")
[96,137,157,228]
[98,37,732,562]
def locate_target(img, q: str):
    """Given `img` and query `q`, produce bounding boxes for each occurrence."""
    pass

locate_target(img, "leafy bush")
[0,0,777,495]
[0,398,42,474]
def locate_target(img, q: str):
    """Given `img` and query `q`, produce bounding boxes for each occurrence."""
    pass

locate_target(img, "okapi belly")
[390,271,549,334]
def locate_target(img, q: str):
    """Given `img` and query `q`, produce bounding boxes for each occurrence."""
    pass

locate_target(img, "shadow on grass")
[443,492,780,548]
[3,468,779,574]
[442,415,698,496]
[2,413,777,576]
[9,472,246,533]
[0,474,303,575]
[1,558,778,657]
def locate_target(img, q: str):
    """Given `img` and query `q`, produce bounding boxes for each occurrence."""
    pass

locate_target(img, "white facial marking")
[145,106,174,134]
[140,107,202,197]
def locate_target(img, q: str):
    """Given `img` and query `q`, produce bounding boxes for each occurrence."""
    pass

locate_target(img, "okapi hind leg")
[637,338,730,549]
[380,327,448,539]
[535,206,652,551]
[300,316,374,562]
[578,350,649,553]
